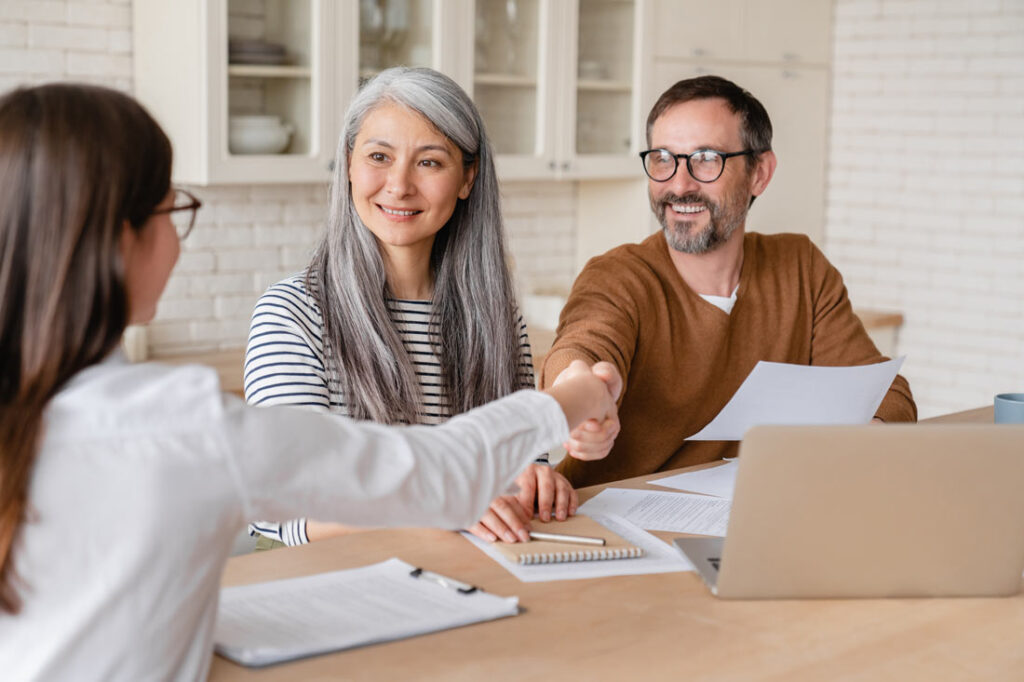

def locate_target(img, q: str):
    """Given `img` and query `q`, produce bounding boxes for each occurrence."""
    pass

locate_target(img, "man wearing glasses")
[542,75,916,488]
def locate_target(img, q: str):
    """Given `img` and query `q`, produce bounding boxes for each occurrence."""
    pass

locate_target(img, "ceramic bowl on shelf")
[228,115,294,155]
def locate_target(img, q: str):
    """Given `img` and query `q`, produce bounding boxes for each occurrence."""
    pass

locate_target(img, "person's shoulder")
[579,232,668,281]
[45,355,227,442]
[254,271,322,318]
[747,231,823,265]
[747,231,816,251]
[260,271,314,301]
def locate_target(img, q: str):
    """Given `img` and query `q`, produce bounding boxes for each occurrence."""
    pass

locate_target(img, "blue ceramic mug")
[994,393,1024,424]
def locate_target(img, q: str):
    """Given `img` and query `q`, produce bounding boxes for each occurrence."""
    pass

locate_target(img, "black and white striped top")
[244,273,541,545]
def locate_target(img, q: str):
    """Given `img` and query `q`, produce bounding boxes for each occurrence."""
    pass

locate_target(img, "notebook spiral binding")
[517,547,645,565]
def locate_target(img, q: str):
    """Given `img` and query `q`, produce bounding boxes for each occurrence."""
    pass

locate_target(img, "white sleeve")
[222,389,569,531]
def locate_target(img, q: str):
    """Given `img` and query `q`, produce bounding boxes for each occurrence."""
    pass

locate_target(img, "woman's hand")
[467,494,532,543]
[553,361,623,461]
[513,462,577,523]
[467,463,578,542]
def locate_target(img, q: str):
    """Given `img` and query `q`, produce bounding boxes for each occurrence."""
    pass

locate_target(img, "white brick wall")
[2,0,577,358]
[827,0,1024,417]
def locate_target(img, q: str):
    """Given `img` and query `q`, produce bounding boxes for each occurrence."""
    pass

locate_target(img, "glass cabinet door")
[472,0,543,159]
[226,0,316,158]
[358,0,437,82]
[574,0,636,157]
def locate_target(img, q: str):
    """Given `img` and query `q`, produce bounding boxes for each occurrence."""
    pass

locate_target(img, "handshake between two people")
[469,360,622,544]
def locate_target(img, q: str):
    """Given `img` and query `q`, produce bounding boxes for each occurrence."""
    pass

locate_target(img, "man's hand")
[554,361,623,461]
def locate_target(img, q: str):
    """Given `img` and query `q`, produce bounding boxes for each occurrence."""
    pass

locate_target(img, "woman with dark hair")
[244,67,619,547]
[0,82,618,679]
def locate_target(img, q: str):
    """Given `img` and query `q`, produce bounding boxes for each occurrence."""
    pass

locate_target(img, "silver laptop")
[674,424,1024,599]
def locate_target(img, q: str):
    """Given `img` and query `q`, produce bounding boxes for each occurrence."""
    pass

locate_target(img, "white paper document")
[214,558,519,667]
[649,460,739,500]
[463,513,693,581]
[580,488,732,537]
[688,357,905,441]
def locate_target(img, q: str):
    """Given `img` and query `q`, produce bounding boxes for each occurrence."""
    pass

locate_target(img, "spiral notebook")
[493,514,645,565]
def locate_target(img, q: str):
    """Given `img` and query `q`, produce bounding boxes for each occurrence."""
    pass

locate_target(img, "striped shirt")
[245,273,541,545]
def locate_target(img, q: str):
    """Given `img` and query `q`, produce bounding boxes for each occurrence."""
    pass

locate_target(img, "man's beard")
[651,186,749,255]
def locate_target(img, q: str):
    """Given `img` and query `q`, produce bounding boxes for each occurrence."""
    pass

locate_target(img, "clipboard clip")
[409,567,478,594]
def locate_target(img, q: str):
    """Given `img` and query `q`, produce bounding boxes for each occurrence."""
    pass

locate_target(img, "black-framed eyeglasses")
[639,148,757,183]
[152,187,202,239]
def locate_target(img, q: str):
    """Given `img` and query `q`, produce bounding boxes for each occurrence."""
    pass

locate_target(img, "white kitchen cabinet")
[133,0,341,184]
[133,0,452,185]
[357,0,443,81]
[133,0,651,185]
[652,0,831,66]
[652,0,745,63]
[443,0,653,180]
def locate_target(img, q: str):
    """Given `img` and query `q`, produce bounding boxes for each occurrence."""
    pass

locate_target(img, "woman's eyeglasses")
[152,187,202,239]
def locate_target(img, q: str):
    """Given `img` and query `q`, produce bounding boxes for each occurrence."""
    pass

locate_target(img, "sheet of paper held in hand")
[214,558,519,667]
[580,489,731,537]
[687,357,905,441]
[648,459,739,500]
[463,512,693,581]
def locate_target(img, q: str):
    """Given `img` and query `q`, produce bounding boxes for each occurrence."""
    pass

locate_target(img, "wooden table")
[922,405,993,424]
[211,408,1022,681]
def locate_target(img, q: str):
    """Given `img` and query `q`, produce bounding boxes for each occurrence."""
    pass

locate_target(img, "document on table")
[214,558,519,667]
[688,357,905,440]
[649,460,739,500]
[580,488,731,537]
[463,512,693,581]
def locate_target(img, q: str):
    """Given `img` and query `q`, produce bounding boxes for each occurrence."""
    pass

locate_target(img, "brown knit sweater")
[541,231,917,488]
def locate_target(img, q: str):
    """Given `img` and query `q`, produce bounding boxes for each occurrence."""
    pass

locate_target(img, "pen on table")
[527,530,606,546]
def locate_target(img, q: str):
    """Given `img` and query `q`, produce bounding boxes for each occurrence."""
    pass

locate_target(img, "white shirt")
[698,284,739,315]
[0,352,566,681]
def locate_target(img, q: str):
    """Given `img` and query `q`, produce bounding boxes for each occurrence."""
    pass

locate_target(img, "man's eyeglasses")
[639,148,757,183]
[152,187,202,239]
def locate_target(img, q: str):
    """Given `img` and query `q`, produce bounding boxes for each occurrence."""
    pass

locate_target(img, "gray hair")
[308,67,521,424]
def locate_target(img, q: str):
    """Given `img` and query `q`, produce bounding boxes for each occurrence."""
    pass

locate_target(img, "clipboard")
[214,558,519,667]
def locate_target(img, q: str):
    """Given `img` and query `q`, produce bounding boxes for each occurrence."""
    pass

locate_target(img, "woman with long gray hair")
[244,67,618,547]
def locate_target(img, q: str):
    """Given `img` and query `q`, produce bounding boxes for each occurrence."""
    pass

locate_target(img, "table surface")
[211,405,1021,681]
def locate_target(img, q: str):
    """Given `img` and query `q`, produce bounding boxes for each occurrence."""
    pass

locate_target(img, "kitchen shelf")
[576,78,632,92]
[474,72,538,88]
[227,64,312,79]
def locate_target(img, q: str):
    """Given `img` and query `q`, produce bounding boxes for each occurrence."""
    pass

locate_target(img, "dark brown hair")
[646,74,774,163]
[0,83,172,613]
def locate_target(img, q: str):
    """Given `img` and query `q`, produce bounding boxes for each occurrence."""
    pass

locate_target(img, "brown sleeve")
[539,254,640,400]
[808,243,917,423]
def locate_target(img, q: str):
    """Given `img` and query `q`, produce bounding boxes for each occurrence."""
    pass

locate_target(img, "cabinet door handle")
[549,160,557,171]
[327,159,336,171]
[561,161,570,171]
[692,47,707,57]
